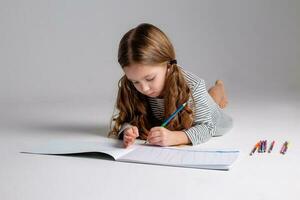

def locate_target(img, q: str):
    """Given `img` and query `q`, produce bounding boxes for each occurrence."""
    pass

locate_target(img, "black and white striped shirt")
[119,68,232,145]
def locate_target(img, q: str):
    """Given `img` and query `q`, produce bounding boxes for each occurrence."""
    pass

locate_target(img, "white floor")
[1,94,300,200]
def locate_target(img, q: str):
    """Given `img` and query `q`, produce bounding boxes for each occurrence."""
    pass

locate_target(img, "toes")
[219,102,224,109]
[220,103,225,108]
[215,80,224,86]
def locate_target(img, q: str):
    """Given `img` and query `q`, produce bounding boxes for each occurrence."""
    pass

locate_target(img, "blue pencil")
[145,102,187,144]
[161,102,188,127]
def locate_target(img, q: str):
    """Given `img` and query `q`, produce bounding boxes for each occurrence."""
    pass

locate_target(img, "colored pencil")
[145,102,187,144]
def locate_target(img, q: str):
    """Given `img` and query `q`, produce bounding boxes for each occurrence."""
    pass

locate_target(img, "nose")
[140,82,150,93]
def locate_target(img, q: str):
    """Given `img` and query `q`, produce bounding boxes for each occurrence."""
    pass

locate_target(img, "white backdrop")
[1,0,299,104]
[0,1,300,200]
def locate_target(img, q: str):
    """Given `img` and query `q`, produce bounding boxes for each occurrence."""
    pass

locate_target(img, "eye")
[146,76,155,82]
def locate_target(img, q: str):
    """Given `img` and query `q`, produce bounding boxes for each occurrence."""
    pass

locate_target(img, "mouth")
[146,92,156,97]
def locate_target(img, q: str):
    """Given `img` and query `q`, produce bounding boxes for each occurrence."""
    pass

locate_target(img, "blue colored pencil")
[144,102,187,144]
[161,102,188,127]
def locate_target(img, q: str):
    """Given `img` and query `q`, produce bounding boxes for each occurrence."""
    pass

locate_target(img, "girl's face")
[123,63,168,98]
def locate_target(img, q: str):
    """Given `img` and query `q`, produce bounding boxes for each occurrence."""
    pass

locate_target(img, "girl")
[109,23,233,148]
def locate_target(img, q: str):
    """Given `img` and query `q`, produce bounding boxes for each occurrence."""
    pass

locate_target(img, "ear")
[167,64,171,71]
[166,66,172,77]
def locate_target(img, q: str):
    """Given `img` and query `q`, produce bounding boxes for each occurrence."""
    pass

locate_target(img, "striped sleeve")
[183,79,217,145]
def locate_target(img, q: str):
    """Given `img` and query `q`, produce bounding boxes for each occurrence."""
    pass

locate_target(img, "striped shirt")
[119,68,233,145]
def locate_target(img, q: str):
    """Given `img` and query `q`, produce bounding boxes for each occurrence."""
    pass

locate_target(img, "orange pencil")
[250,142,260,156]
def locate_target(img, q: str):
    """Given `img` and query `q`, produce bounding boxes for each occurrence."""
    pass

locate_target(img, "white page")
[21,138,136,160]
[118,145,239,169]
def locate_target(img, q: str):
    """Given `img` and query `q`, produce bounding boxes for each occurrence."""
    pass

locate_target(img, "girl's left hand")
[147,127,176,146]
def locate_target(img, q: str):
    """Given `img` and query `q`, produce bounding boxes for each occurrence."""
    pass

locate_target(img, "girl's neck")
[157,91,165,99]
[148,93,164,99]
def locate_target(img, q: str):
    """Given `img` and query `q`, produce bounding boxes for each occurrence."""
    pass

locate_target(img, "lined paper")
[118,146,239,169]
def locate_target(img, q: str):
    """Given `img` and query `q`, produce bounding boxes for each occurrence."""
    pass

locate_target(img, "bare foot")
[208,80,228,109]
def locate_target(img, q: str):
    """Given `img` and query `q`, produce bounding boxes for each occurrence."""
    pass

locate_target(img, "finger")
[148,136,162,144]
[132,127,139,137]
[125,132,136,139]
[124,135,135,143]
[149,138,167,146]
[125,130,136,138]
[147,131,152,139]
[124,128,133,136]
[126,127,134,134]
[124,137,129,144]
[123,139,129,147]
[124,136,134,147]
[123,137,129,146]
[126,138,136,147]
[128,139,135,146]
[147,130,158,141]
[124,140,130,148]
[124,134,132,139]
[150,126,162,132]
[148,131,161,139]
[148,135,161,144]
[147,136,161,143]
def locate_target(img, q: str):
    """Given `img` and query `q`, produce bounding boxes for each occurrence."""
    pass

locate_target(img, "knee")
[214,115,233,137]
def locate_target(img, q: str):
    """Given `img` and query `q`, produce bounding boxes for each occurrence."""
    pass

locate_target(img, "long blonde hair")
[109,23,194,139]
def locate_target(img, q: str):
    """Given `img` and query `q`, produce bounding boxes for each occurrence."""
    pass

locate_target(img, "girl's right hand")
[123,126,139,148]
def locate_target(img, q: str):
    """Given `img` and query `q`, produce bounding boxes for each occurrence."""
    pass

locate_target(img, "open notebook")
[21,137,239,170]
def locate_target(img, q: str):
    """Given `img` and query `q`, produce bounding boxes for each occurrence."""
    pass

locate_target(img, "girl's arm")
[183,79,217,145]
[147,79,216,146]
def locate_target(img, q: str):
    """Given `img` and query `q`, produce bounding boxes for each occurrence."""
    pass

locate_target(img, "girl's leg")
[208,80,228,109]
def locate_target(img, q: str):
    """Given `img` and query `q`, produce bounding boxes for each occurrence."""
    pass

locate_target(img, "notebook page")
[118,145,239,169]
[21,138,136,160]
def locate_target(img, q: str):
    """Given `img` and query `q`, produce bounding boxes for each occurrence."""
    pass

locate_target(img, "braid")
[163,63,194,131]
